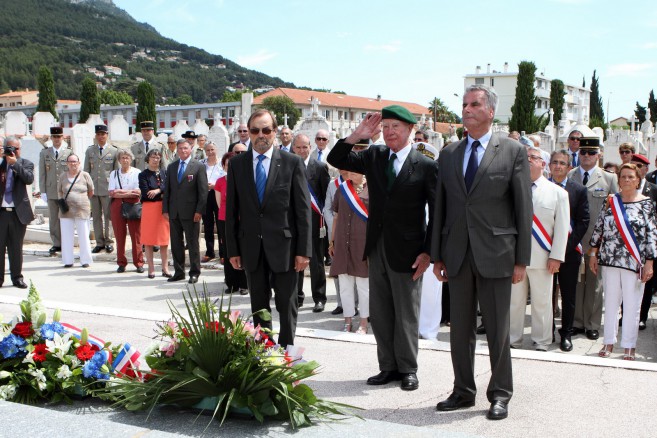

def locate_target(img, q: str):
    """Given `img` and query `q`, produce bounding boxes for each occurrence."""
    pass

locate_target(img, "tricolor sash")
[569,222,583,254]
[339,180,368,222]
[609,193,643,271]
[333,175,344,188]
[61,322,106,350]
[532,214,552,252]
[307,183,323,216]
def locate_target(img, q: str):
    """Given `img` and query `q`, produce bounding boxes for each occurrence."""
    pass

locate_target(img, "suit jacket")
[39,146,72,199]
[431,134,533,278]
[642,180,657,207]
[567,166,618,252]
[131,140,164,171]
[646,169,657,185]
[228,139,251,152]
[305,158,330,238]
[559,179,590,263]
[528,177,570,268]
[0,158,35,225]
[225,147,312,273]
[327,139,438,273]
[162,158,207,220]
[83,143,119,196]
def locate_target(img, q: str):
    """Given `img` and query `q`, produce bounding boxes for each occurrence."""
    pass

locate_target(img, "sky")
[113,0,657,120]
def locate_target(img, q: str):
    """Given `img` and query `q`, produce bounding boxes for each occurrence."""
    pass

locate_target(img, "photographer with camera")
[0,136,35,288]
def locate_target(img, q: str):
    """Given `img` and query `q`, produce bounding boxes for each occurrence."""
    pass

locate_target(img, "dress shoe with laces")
[313,302,325,313]
[189,276,199,284]
[105,245,114,253]
[487,400,508,420]
[167,273,185,282]
[13,280,28,289]
[366,370,402,385]
[436,393,475,411]
[117,266,126,273]
[92,246,103,254]
[560,335,573,352]
[401,373,419,391]
[586,329,599,340]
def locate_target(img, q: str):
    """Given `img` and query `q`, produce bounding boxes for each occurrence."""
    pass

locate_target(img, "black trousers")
[556,259,581,335]
[0,210,26,283]
[297,233,327,304]
[245,243,298,347]
[218,220,246,291]
[640,276,657,322]
[203,190,219,258]
[169,216,201,277]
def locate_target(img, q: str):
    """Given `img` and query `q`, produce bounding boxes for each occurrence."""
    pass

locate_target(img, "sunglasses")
[633,162,645,168]
[619,150,632,155]
[234,150,245,154]
[568,136,581,141]
[238,129,249,133]
[315,137,328,141]
[579,150,598,156]
[249,127,273,135]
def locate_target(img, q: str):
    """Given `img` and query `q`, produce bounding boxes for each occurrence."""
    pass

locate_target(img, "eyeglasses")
[315,137,328,141]
[238,129,249,133]
[619,150,632,155]
[579,150,598,156]
[550,160,569,166]
[528,155,543,161]
[568,136,581,141]
[249,127,273,135]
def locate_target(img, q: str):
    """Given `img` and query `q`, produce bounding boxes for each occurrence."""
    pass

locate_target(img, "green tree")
[428,97,461,123]
[79,76,99,123]
[136,81,157,127]
[509,61,537,132]
[648,90,657,124]
[589,70,604,126]
[167,94,195,105]
[99,89,134,105]
[635,102,647,124]
[219,90,244,103]
[259,95,301,128]
[36,66,58,119]
[549,79,565,123]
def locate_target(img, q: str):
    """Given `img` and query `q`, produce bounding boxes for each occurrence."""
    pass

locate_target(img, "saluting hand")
[345,112,382,145]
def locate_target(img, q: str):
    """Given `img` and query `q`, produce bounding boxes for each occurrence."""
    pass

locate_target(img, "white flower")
[45,332,74,361]
[0,384,17,401]
[70,357,81,369]
[56,365,73,380]
[22,352,35,365]
[144,341,161,356]
[29,369,47,391]
[0,371,11,380]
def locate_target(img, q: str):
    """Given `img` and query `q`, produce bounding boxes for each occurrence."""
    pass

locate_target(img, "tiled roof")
[253,88,429,115]
[0,90,38,98]
[433,122,463,135]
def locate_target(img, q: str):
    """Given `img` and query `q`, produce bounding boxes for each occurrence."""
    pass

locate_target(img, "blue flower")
[0,334,28,359]
[39,322,66,341]
[82,351,110,380]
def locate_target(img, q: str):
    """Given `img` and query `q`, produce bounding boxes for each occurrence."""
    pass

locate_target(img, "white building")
[463,63,590,125]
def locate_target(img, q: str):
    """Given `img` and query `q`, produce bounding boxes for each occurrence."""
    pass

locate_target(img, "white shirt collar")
[389,143,412,161]
[253,146,274,162]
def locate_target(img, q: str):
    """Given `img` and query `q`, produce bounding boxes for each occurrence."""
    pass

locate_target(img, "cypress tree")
[589,70,605,126]
[136,81,157,128]
[509,61,537,132]
[648,90,657,124]
[79,77,99,123]
[635,102,647,125]
[549,79,565,124]
[36,66,58,119]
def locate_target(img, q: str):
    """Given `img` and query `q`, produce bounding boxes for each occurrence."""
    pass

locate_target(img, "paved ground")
[1,235,657,436]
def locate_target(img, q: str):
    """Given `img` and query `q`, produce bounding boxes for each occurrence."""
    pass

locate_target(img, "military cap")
[50,126,63,135]
[181,130,198,139]
[95,124,108,134]
[578,137,600,149]
[381,105,417,125]
[413,142,439,161]
[631,153,650,165]
[140,121,155,129]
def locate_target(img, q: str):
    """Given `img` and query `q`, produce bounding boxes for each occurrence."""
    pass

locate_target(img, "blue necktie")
[4,165,14,204]
[464,140,480,192]
[255,154,266,204]
[572,152,578,167]
[317,150,322,162]
[177,160,186,183]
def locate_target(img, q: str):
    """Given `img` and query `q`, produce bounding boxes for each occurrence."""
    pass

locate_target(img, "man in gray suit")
[0,137,35,289]
[432,85,533,420]
[163,139,208,284]
[567,138,618,340]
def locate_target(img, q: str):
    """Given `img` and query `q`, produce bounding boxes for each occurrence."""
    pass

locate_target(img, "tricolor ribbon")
[609,193,643,272]
[61,322,106,350]
[112,342,141,376]
[307,183,324,227]
[333,175,344,188]
[339,180,368,222]
[569,222,583,255]
[532,214,552,252]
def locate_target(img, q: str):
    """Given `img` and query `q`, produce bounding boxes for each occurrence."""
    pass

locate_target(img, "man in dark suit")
[432,85,533,420]
[0,137,35,289]
[162,139,208,284]
[226,109,312,348]
[328,105,439,392]
[292,133,329,311]
[549,150,589,352]
[228,123,251,152]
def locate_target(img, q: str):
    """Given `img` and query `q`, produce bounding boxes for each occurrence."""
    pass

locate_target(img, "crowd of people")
[5,84,656,422]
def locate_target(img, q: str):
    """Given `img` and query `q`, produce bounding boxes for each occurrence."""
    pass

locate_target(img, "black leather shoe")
[366,370,402,385]
[586,329,599,340]
[81,264,89,268]
[436,393,475,411]
[136,267,145,274]
[92,246,103,254]
[153,246,160,253]
[105,245,114,253]
[331,306,343,315]
[167,274,185,282]
[313,302,325,313]
[189,276,198,284]
[400,373,419,391]
[117,266,126,273]
[486,400,508,420]
[12,280,28,289]
[64,264,73,268]
[572,327,585,335]
[639,321,647,330]
[476,323,486,335]
[560,335,573,352]
[49,246,61,254]
[298,299,304,308]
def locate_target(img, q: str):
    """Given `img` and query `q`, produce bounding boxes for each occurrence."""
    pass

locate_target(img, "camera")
[3,146,16,156]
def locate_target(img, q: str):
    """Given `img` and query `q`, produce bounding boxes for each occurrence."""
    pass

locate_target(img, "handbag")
[116,170,142,220]
[58,172,80,214]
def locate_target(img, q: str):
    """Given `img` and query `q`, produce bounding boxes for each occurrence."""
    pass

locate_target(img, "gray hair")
[527,146,544,161]
[551,149,572,166]
[198,134,207,141]
[464,84,498,113]
[4,136,21,147]
[176,139,188,147]
[293,133,310,147]
[117,148,134,160]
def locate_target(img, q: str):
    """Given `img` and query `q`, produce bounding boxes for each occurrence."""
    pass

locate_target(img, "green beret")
[381,105,416,125]
[579,137,600,149]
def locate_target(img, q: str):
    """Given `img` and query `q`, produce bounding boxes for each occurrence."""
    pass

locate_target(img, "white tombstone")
[20,138,43,191]
[85,114,104,129]
[172,120,190,139]
[208,121,230,158]
[109,115,130,142]
[32,112,57,136]
[156,133,168,145]
[4,111,29,136]
[192,119,209,136]
[70,123,95,168]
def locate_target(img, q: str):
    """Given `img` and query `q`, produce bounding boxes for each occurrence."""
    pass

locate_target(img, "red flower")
[144,369,160,382]
[75,343,99,360]
[33,343,49,362]
[204,321,224,333]
[181,328,191,338]
[11,321,34,338]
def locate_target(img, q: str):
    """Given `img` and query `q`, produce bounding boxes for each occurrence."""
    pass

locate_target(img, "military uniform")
[83,125,119,249]
[162,147,178,168]
[131,139,165,170]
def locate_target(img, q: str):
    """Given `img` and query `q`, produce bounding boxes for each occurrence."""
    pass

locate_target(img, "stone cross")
[283,113,289,127]
[310,97,320,115]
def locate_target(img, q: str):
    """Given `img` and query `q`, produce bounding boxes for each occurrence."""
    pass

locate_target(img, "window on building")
[338,110,343,119]
[474,77,484,85]
[536,101,541,109]
[325,110,331,119]
[490,78,495,87]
